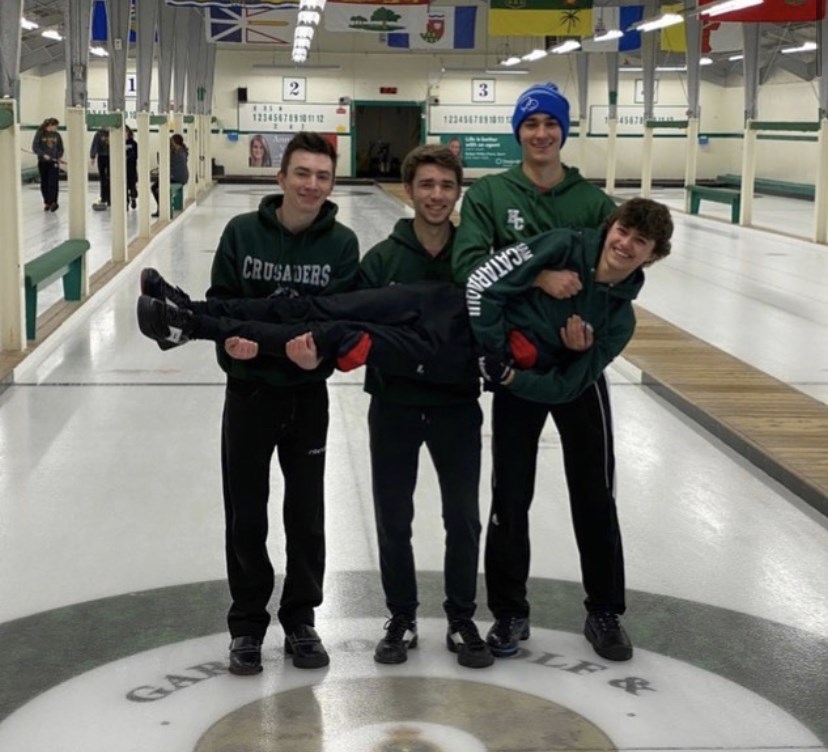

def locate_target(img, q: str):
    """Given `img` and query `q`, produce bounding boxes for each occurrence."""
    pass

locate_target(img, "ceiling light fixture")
[41,29,63,41]
[500,56,523,66]
[781,41,818,54]
[521,48,548,61]
[89,45,108,57]
[21,17,39,30]
[698,0,763,17]
[550,39,581,53]
[629,13,683,32]
[593,29,623,42]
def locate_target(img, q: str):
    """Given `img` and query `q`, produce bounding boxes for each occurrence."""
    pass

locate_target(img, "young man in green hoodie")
[358,145,493,668]
[204,132,359,676]
[452,83,637,662]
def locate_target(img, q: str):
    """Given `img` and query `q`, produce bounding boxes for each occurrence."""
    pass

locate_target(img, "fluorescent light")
[593,29,623,42]
[483,68,530,75]
[21,17,39,30]
[294,37,312,50]
[631,13,683,32]
[294,26,314,40]
[89,46,109,57]
[700,56,714,65]
[299,0,326,8]
[699,0,763,17]
[443,66,529,75]
[781,41,818,54]
[41,29,63,41]
[620,65,687,72]
[521,48,547,61]
[550,39,581,54]
[253,63,341,70]
[729,53,744,61]
[500,56,523,66]
[297,10,321,25]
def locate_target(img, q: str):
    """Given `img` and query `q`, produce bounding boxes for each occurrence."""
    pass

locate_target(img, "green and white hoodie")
[467,227,644,405]
[358,218,479,406]
[207,193,359,386]
[452,164,616,284]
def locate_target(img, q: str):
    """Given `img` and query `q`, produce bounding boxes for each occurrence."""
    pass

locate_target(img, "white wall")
[19,49,823,185]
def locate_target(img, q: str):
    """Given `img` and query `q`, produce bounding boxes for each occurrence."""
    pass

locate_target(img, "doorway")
[353,102,423,180]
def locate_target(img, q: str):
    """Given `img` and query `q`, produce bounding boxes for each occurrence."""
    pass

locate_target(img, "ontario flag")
[580,5,643,52]
[387,7,477,49]
[325,0,429,33]
[488,0,593,37]
[207,5,299,44]
[698,0,825,22]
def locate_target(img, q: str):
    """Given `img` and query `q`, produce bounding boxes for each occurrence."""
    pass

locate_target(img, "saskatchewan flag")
[488,0,593,37]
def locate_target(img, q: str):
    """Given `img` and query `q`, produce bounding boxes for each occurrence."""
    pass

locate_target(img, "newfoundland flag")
[387,6,476,49]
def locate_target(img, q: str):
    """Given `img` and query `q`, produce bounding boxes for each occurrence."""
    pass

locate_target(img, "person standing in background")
[90,127,111,211]
[151,134,189,218]
[452,82,633,663]
[125,126,138,210]
[31,117,63,212]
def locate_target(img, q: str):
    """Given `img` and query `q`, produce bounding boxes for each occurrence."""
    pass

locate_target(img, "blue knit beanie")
[512,82,571,146]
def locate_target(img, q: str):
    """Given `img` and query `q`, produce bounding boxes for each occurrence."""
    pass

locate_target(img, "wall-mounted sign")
[428,105,513,134]
[239,102,351,133]
[283,77,307,102]
[471,79,495,103]
[589,105,688,135]
[440,133,521,169]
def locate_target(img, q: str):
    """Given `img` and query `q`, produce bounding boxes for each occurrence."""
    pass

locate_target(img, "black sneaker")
[140,268,192,309]
[486,616,530,657]
[228,636,263,676]
[284,624,329,669]
[374,614,417,665]
[447,619,494,668]
[136,295,194,350]
[584,611,633,661]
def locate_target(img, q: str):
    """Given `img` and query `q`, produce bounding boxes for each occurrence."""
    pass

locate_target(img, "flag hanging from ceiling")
[660,3,685,52]
[698,0,825,22]
[165,1,297,7]
[325,0,429,33]
[702,19,742,53]
[91,0,137,42]
[387,6,477,49]
[488,0,593,37]
[207,5,298,44]
[580,5,643,52]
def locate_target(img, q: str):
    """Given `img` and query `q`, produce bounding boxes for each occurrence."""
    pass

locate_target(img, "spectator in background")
[151,134,189,218]
[90,127,111,210]
[126,126,138,210]
[31,117,63,212]
[249,134,272,167]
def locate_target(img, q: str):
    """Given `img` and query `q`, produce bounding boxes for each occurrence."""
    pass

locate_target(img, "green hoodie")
[452,164,616,284]
[467,227,644,405]
[358,218,479,406]
[207,193,359,386]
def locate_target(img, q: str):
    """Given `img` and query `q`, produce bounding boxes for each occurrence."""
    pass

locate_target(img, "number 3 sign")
[283,78,307,102]
[472,78,495,103]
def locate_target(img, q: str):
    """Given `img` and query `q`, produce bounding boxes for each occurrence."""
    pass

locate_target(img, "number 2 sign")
[283,78,307,102]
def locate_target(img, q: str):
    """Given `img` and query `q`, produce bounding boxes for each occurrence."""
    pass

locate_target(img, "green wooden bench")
[170,183,184,213]
[686,185,741,224]
[21,166,39,184]
[716,173,815,199]
[23,239,91,340]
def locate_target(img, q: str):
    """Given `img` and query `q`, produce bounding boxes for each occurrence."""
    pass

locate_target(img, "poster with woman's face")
[248,134,294,168]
